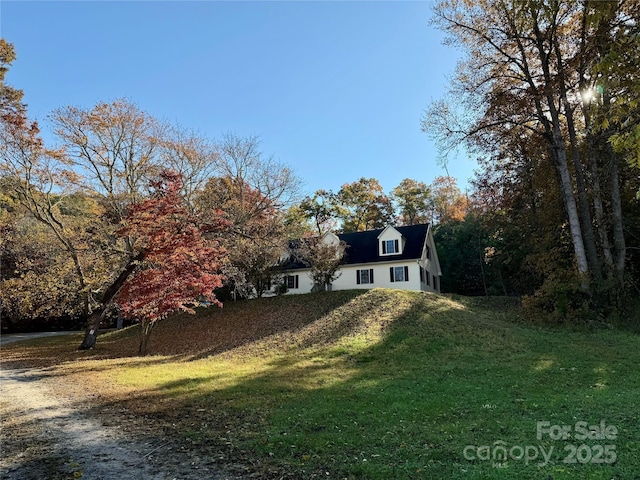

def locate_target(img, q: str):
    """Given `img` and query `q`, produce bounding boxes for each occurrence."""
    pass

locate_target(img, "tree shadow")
[83,294,640,478]
[0,291,368,374]
[5,291,639,478]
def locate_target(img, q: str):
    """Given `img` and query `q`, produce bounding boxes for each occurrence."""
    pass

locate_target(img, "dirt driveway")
[0,365,242,480]
[1,331,83,346]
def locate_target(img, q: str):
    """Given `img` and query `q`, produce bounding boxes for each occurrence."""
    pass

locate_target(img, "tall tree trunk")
[550,138,591,284]
[554,40,602,283]
[566,122,602,283]
[576,2,614,279]
[78,253,143,350]
[562,113,602,283]
[597,84,627,291]
[588,140,615,273]
[607,145,626,289]
[530,13,590,288]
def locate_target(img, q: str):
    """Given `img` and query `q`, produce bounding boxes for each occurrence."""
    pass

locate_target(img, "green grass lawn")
[5,289,640,479]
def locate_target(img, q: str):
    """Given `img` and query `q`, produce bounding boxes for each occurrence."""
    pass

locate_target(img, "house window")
[389,266,409,282]
[425,269,430,286]
[357,269,374,285]
[286,275,299,289]
[426,245,431,260]
[433,275,437,290]
[382,239,399,254]
[419,266,424,283]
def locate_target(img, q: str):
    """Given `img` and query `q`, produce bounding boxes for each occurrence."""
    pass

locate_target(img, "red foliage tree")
[115,170,227,355]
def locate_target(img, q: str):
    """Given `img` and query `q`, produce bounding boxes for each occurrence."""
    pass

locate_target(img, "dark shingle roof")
[339,224,429,265]
[279,224,429,270]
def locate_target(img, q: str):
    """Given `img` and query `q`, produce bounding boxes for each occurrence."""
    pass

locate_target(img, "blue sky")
[1,1,475,197]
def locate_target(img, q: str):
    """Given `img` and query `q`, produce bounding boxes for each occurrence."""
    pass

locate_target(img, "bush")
[522,274,596,325]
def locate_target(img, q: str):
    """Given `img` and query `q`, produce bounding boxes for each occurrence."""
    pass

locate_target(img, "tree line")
[423,0,639,319]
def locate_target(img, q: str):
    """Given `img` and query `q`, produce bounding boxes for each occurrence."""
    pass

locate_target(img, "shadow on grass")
[183,290,370,361]
[5,290,640,479]
[0,291,368,375]
[97,292,640,480]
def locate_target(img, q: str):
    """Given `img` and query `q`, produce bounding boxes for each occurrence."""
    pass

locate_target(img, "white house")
[276,224,442,294]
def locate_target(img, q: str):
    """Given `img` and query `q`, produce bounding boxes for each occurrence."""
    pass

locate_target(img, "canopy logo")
[463,419,617,468]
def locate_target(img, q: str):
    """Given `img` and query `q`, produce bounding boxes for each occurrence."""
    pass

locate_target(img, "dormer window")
[382,239,399,255]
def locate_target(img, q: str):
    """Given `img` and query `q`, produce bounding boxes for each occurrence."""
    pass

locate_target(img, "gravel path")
[0,331,83,346]
[0,366,241,480]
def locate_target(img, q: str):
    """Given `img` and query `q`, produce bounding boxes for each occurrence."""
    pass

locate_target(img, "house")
[275,223,441,294]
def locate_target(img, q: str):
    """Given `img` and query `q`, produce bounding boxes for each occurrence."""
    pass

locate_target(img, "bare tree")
[50,99,164,349]
[159,126,218,212]
[214,133,301,213]
[51,99,163,220]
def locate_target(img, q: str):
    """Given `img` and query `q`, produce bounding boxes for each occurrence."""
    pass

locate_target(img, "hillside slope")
[3,289,638,479]
[102,289,640,479]
[97,289,517,358]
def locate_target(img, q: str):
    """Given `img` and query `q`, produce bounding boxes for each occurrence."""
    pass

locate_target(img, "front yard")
[2,290,639,479]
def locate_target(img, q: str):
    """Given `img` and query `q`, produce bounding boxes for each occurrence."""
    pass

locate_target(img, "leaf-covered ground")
[2,289,639,479]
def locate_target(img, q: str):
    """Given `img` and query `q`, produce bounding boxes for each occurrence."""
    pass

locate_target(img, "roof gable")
[338,223,429,265]
[376,225,401,239]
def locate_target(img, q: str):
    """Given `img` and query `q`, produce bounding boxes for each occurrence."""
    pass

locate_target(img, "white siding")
[421,229,441,276]
[277,262,423,295]
[327,261,422,292]
[280,271,315,294]
[418,227,442,293]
